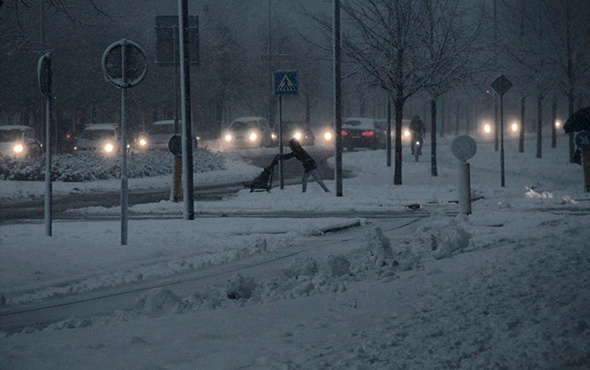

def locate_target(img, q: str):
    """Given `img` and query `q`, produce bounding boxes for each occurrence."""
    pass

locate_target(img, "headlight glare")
[13,144,24,153]
[249,132,258,141]
[104,143,114,153]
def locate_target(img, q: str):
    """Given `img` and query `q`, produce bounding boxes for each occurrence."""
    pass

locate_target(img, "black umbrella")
[563,106,590,133]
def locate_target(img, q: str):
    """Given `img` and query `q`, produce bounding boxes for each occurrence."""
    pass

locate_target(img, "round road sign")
[574,131,590,150]
[451,135,477,162]
[37,52,52,97]
[102,39,147,88]
[169,134,182,156]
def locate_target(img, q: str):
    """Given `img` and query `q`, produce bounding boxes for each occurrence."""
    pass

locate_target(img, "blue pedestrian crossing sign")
[274,70,298,96]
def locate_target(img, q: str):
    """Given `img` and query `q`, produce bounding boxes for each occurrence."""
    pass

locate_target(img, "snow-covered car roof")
[343,117,378,129]
[0,125,36,131]
[153,120,175,126]
[231,116,266,123]
[83,123,119,130]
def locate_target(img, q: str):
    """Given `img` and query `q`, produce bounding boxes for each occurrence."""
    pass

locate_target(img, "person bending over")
[280,138,330,193]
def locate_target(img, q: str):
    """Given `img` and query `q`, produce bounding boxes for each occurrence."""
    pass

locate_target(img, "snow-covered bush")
[226,274,257,300]
[413,211,471,260]
[134,288,186,316]
[0,149,226,182]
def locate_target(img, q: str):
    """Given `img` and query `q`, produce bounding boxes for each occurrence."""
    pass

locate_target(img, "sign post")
[273,70,298,189]
[575,131,590,192]
[451,135,477,214]
[38,52,53,237]
[102,39,147,245]
[491,75,513,187]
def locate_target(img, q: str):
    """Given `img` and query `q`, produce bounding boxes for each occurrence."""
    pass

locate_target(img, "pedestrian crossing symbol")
[274,70,298,96]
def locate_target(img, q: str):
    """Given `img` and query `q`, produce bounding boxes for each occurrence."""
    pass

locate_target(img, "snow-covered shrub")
[413,211,470,260]
[282,257,318,278]
[226,274,256,300]
[0,149,226,182]
[325,255,351,278]
[366,227,394,267]
[134,288,185,316]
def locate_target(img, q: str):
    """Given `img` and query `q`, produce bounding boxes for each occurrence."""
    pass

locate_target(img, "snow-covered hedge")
[0,150,226,182]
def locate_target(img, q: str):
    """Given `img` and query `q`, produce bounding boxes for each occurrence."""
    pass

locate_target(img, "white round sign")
[102,39,147,88]
[451,135,477,162]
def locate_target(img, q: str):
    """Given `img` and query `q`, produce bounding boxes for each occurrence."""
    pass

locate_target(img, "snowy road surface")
[1,135,589,369]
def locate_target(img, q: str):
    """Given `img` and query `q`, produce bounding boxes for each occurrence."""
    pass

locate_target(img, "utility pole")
[179,0,195,220]
[493,0,499,152]
[334,0,343,196]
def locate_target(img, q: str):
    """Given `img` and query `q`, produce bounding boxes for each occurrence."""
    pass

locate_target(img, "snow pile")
[525,186,553,199]
[0,149,225,182]
[413,211,471,260]
[134,288,185,316]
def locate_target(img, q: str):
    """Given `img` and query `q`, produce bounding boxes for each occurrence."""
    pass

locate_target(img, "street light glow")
[484,123,492,134]
[511,122,518,132]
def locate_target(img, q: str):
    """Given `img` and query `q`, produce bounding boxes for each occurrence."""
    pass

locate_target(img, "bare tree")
[544,0,590,161]
[420,0,482,177]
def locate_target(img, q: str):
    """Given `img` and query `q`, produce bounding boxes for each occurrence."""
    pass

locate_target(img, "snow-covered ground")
[1,134,589,369]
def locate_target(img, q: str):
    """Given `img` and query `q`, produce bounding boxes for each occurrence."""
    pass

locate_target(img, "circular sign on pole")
[451,135,477,162]
[102,39,147,88]
[168,134,182,156]
[575,131,590,150]
[37,52,52,97]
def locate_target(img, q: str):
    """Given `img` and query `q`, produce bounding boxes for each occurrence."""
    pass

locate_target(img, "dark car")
[341,117,386,150]
[279,121,315,146]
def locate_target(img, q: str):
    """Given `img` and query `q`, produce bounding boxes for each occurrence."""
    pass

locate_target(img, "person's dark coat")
[281,139,317,173]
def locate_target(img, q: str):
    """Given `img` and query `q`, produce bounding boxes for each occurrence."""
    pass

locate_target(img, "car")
[279,121,315,146]
[0,125,42,158]
[137,120,200,152]
[341,117,387,150]
[222,117,276,149]
[74,123,121,155]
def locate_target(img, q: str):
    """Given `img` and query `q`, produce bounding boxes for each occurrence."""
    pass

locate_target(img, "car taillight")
[341,130,348,136]
[362,130,375,137]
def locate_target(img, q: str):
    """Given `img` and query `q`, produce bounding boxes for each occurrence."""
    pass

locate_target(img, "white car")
[0,125,42,158]
[74,123,121,155]
[222,117,276,149]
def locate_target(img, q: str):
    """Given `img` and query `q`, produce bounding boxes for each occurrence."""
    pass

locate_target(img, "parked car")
[341,117,387,150]
[280,121,315,146]
[74,123,121,155]
[222,117,276,149]
[0,125,42,158]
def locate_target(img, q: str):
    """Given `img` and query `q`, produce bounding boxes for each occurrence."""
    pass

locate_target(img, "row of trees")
[307,0,589,184]
[1,0,589,184]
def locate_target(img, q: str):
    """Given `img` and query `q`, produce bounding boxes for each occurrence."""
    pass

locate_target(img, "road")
[0,146,337,223]
[0,217,422,334]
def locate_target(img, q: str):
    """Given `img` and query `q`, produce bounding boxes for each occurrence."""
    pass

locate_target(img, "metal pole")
[171,26,182,203]
[334,0,343,196]
[279,95,284,189]
[500,93,505,187]
[179,0,195,220]
[458,162,472,214]
[44,56,52,237]
[121,42,129,245]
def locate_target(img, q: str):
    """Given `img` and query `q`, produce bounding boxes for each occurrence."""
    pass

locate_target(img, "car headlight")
[293,131,303,140]
[224,134,232,142]
[13,143,24,154]
[271,133,277,140]
[104,143,114,153]
[139,138,148,146]
[403,129,411,138]
[483,123,492,134]
[323,131,333,141]
[249,132,258,141]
